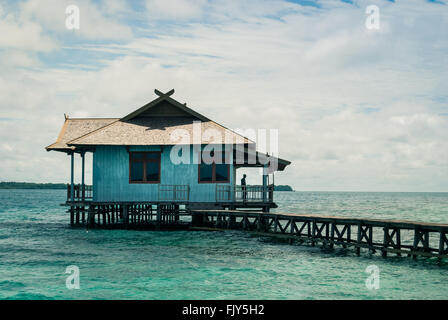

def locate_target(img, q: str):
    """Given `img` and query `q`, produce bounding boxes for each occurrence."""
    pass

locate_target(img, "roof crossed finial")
[154,88,175,98]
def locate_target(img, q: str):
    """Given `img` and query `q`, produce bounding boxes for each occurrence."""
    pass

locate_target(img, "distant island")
[0,182,66,189]
[0,182,294,191]
[273,185,294,191]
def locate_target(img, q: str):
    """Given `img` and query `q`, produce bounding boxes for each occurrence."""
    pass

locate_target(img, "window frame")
[198,151,231,184]
[129,151,161,184]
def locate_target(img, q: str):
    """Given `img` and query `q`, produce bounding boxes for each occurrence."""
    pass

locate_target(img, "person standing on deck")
[241,174,247,202]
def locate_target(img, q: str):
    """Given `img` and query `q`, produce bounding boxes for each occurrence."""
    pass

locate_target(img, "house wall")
[92,145,234,202]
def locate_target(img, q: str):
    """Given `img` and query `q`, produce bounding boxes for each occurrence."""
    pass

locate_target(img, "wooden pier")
[67,204,448,260]
[189,210,448,260]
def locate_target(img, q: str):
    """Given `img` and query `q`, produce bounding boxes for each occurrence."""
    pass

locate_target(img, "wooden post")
[356,223,361,256]
[330,223,335,249]
[368,226,374,253]
[192,212,202,227]
[262,165,268,203]
[102,206,107,226]
[382,227,389,257]
[262,216,267,231]
[81,206,85,224]
[243,213,248,230]
[174,204,180,222]
[229,213,235,228]
[274,216,279,233]
[156,205,162,225]
[123,205,129,227]
[412,228,419,259]
[111,206,115,224]
[88,205,95,227]
[290,218,295,235]
[70,206,74,226]
[439,232,447,261]
[216,213,221,228]
[80,151,85,201]
[70,152,75,202]
[75,206,80,225]
[346,225,351,248]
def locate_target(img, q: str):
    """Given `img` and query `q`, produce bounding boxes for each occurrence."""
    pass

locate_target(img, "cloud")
[146,0,208,20]
[0,12,56,51]
[0,50,39,68]
[20,0,133,40]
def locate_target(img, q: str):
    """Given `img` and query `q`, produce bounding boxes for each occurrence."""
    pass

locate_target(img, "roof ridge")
[121,90,210,122]
[133,92,253,143]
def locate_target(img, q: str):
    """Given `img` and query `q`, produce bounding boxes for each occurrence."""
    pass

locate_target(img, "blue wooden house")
[46,89,290,226]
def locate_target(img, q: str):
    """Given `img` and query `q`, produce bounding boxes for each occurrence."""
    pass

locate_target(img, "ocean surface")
[0,189,447,300]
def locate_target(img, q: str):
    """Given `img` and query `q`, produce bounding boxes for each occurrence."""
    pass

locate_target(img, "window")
[198,152,230,183]
[129,152,161,183]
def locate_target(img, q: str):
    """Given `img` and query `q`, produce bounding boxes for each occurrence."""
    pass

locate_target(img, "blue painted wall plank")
[93,145,234,202]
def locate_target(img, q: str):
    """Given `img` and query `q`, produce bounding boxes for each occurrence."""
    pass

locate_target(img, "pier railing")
[216,185,274,203]
[189,210,448,260]
[66,184,92,201]
[158,184,190,201]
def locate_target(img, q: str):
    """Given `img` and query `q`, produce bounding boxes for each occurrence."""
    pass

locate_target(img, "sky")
[0,0,447,191]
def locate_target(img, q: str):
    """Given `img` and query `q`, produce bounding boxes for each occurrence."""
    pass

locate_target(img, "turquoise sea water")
[0,190,447,300]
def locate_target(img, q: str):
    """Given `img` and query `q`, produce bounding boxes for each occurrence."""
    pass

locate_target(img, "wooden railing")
[216,185,274,202]
[67,184,92,201]
[189,210,448,259]
[158,185,190,201]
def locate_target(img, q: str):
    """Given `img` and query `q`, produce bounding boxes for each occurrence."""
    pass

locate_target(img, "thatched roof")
[49,89,253,149]
[68,117,252,146]
[46,118,118,152]
[46,89,290,170]
[46,90,253,152]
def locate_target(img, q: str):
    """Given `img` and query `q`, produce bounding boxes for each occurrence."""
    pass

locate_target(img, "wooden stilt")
[74,207,79,225]
[70,206,74,226]
[102,206,106,226]
[346,225,351,248]
[329,223,335,249]
[356,223,361,256]
[86,206,93,227]
[123,205,129,227]
[311,220,316,246]
[382,227,389,257]
[82,207,85,224]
